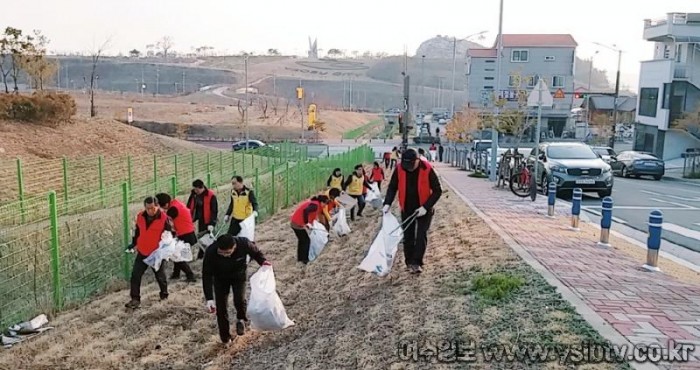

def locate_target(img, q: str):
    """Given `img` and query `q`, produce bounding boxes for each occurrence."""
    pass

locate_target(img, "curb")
[662,175,700,186]
[440,174,657,370]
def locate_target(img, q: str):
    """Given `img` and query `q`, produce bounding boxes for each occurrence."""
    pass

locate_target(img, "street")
[578,177,700,252]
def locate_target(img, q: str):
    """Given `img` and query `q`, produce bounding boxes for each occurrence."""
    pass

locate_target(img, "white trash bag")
[331,208,351,236]
[357,213,403,277]
[308,221,329,262]
[247,265,295,331]
[198,231,216,253]
[238,214,256,241]
[365,183,383,209]
[144,231,193,270]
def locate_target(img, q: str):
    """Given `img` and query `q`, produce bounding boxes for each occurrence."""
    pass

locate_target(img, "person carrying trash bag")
[202,233,271,344]
[382,148,442,274]
[290,194,331,264]
[326,168,344,192]
[186,179,218,259]
[342,164,372,221]
[125,196,172,309]
[224,176,259,237]
[156,193,198,283]
[369,161,385,191]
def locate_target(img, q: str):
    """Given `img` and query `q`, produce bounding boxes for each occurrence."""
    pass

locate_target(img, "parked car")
[590,146,617,164]
[231,139,266,151]
[527,142,613,198]
[609,151,665,180]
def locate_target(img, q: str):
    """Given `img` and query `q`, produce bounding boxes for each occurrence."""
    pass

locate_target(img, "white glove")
[207,225,214,232]
[253,211,258,218]
[224,215,230,223]
[305,223,312,230]
[415,206,427,217]
[206,300,216,314]
[382,205,390,214]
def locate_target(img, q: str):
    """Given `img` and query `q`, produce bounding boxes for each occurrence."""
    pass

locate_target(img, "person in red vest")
[382,148,442,274]
[125,196,172,309]
[290,194,331,264]
[187,179,219,259]
[156,193,197,283]
[369,161,385,190]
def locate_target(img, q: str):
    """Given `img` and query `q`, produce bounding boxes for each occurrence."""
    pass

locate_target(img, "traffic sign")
[554,88,565,99]
[527,78,553,107]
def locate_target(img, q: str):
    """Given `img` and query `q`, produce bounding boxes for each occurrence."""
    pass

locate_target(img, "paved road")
[578,177,700,252]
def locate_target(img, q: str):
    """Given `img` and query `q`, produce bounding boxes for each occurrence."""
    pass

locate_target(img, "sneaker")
[235,320,245,336]
[125,299,140,309]
[415,265,423,274]
[408,265,419,274]
[221,337,232,346]
[186,276,197,283]
[159,292,169,300]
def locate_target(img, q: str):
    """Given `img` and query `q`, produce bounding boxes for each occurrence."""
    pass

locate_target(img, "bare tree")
[270,96,279,116]
[88,38,110,117]
[258,97,269,118]
[236,99,245,126]
[156,36,174,58]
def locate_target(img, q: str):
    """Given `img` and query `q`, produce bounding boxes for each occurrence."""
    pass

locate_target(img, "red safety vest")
[371,167,384,182]
[187,189,215,225]
[135,211,168,256]
[171,199,195,236]
[291,199,321,226]
[396,159,433,212]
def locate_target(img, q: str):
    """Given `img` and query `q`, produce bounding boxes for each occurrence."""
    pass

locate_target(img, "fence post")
[127,155,133,200]
[98,155,105,207]
[207,152,211,175]
[16,158,26,224]
[174,154,179,190]
[242,151,246,175]
[231,150,236,175]
[170,176,177,197]
[190,152,195,181]
[254,167,260,200]
[271,165,276,215]
[547,181,557,218]
[597,197,613,247]
[48,191,63,310]
[62,157,69,210]
[285,161,290,208]
[121,182,130,280]
[153,154,158,193]
[643,210,663,272]
[207,172,212,189]
[219,151,223,183]
[296,161,302,202]
[570,188,582,231]
[267,153,271,168]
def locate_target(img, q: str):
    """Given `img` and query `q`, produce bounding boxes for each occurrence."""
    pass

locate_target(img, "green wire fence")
[0,144,374,329]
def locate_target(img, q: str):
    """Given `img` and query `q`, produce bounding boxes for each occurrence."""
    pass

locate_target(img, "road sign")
[527,78,553,107]
[554,88,565,99]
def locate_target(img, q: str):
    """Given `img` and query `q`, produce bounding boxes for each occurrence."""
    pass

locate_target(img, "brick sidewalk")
[435,163,700,368]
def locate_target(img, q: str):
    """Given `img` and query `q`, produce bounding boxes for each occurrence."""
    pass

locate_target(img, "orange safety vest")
[171,199,195,236]
[396,159,433,212]
[291,199,321,226]
[187,189,216,225]
[135,211,168,256]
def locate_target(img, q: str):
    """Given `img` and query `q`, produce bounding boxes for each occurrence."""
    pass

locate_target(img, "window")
[552,76,565,87]
[544,56,556,61]
[485,59,495,63]
[527,76,536,87]
[639,88,659,117]
[484,77,494,81]
[546,145,598,160]
[511,49,529,62]
[508,75,521,87]
[485,68,495,71]
[662,83,671,109]
[483,86,494,90]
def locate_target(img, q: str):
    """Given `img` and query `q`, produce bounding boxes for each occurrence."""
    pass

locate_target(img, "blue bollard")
[643,210,663,272]
[570,188,582,230]
[597,196,613,247]
[547,181,557,217]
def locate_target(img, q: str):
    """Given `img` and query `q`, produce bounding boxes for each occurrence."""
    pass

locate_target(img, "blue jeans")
[350,194,365,219]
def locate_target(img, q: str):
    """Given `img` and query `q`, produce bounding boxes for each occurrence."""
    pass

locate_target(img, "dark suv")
[527,142,613,198]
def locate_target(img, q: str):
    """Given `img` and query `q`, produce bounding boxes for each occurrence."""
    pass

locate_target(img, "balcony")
[674,63,700,88]
[643,13,700,42]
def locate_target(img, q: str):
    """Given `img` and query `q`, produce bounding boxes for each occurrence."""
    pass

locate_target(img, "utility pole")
[402,48,410,151]
[244,56,249,150]
[272,72,276,96]
[182,71,186,94]
[156,65,160,96]
[489,0,504,182]
[451,37,457,117]
[421,55,425,110]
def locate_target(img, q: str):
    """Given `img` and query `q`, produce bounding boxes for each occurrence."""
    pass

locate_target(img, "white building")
[635,12,700,159]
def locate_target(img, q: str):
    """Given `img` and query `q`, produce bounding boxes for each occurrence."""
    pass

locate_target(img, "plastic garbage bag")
[198,232,216,253]
[144,231,193,270]
[365,183,383,209]
[247,265,295,331]
[238,214,256,241]
[308,221,329,262]
[170,239,193,263]
[331,208,351,236]
[357,213,403,277]
[336,193,357,210]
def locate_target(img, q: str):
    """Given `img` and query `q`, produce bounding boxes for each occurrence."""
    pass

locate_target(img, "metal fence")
[0,144,374,328]
[682,151,700,179]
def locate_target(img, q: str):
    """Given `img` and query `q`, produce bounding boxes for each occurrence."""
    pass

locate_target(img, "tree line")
[0,27,57,93]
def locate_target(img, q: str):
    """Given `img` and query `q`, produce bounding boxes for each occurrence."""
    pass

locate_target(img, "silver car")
[528,142,614,198]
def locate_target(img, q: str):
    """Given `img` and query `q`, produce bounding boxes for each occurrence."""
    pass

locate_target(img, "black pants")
[439,152,443,162]
[384,158,390,168]
[390,159,397,169]
[227,218,243,237]
[293,227,310,263]
[401,209,434,266]
[214,278,247,342]
[130,252,168,300]
[349,194,365,219]
[171,232,196,279]
[374,181,382,191]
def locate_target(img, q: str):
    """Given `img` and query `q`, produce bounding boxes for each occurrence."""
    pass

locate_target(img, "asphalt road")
[577,177,700,252]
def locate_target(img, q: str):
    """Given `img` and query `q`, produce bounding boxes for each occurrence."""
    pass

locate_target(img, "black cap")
[401,148,418,170]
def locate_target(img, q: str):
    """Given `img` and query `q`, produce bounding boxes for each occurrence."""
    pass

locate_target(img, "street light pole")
[244,55,249,150]
[593,42,623,149]
[489,0,504,182]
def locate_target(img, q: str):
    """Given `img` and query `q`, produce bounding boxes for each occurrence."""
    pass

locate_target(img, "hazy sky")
[4,0,700,91]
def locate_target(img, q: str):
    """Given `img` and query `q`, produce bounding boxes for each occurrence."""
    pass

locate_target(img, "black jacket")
[384,161,443,213]
[186,189,219,226]
[202,236,267,300]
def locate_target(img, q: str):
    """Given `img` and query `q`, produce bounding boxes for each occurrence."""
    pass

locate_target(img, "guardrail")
[682,151,700,178]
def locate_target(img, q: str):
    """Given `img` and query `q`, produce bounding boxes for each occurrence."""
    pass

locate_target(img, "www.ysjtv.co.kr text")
[397,340,695,364]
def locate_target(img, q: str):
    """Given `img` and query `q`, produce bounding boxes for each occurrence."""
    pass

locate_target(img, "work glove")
[415,206,427,217]
[262,260,272,266]
[382,205,390,214]
[223,215,230,223]
[126,244,135,253]
[206,300,216,314]
[253,211,258,218]
[207,225,214,233]
[305,223,313,230]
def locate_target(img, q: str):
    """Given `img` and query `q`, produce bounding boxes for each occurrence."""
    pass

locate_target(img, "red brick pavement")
[436,163,700,366]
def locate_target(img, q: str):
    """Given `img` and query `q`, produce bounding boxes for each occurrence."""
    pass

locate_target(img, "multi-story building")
[466,34,577,141]
[636,12,700,159]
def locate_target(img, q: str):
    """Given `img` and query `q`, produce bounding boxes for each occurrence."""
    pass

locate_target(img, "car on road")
[231,139,266,151]
[591,146,617,164]
[528,142,613,198]
[609,151,665,180]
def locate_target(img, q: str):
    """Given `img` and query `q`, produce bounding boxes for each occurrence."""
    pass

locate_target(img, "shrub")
[471,272,524,300]
[0,92,76,124]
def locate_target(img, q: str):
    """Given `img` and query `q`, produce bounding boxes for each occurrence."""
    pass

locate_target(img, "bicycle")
[508,152,535,198]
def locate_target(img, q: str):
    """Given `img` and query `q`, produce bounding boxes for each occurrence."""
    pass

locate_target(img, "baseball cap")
[401,148,418,171]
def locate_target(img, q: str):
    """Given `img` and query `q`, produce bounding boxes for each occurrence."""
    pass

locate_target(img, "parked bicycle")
[505,149,536,199]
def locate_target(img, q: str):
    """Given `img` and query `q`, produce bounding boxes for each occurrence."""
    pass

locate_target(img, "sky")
[4,0,700,91]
